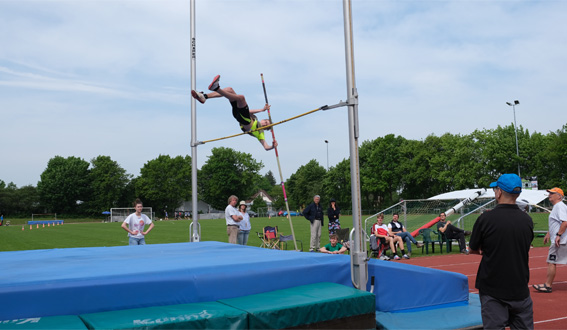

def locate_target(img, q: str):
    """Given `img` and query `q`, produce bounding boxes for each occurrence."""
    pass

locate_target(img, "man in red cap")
[533,187,567,293]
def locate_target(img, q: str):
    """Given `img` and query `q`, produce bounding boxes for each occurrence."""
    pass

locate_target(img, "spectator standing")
[388,213,423,257]
[121,199,154,245]
[437,212,470,254]
[469,173,534,330]
[320,234,347,254]
[327,198,341,235]
[225,195,242,244]
[303,195,324,252]
[533,187,567,293]
[237,202,251,245]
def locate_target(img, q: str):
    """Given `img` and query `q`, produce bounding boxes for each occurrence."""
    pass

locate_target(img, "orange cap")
[547,187,564,197]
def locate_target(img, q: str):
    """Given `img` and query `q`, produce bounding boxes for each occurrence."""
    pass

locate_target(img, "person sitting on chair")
[388,213,423,257]
[437,212,471,254]
[319,234,347,254]
[371,213,405,260]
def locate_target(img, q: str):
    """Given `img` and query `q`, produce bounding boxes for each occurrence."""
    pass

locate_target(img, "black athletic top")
[469,204,534,300]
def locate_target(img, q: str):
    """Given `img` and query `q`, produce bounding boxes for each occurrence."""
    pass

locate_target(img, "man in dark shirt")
[437,212,470,254]
[303,195,324,252]
[469,173,534,330]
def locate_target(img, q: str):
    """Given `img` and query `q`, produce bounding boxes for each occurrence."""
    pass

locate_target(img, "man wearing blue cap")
[469,173,534,330]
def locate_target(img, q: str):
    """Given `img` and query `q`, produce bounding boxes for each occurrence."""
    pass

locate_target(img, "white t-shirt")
[549,201,567,245]
[372,223,389,236]
[239,212,251,231]
[225,204,240,225]
[123,213,152,238]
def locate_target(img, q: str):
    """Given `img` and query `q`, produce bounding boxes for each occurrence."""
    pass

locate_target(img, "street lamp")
[324,140,329,170]
[506,100,520,177]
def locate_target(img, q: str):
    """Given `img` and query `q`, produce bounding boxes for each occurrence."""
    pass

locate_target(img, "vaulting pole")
[343,0,367,290]
[261,74,298,250]
[189,0,200,242]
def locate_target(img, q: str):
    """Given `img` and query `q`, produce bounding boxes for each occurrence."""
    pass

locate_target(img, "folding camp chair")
[335,228,351,254]
[368,235,393,259]
[279,234,303,251]
[256,226,280,249]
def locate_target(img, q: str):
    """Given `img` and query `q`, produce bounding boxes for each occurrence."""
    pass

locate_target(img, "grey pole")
[325,140,329,170]
[506,100,520,177]
[190,0,200,242]
[343,0,367,291]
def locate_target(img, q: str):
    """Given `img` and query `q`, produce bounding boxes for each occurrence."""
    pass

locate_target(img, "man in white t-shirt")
[225,195,243,244]
[533,187,567,293]
[121,199,154,245]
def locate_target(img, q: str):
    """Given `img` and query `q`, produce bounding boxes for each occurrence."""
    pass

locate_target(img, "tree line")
[0,123,565,217]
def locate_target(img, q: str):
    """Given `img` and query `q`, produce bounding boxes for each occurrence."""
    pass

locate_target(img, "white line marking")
[535,316,567,324]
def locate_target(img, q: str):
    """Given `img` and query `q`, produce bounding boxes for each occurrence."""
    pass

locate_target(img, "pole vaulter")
[261,73,298,251]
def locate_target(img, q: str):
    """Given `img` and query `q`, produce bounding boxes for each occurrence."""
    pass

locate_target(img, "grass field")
[0,212,550,253]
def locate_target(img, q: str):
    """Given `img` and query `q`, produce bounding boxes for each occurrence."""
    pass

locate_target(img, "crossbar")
[195,101,347,146]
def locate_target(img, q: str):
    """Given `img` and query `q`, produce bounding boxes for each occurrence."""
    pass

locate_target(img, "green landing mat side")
[0,315,88,329]
[218,282,376,330]
[79,301,247,330]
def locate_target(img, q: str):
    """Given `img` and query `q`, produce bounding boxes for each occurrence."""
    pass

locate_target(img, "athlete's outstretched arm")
[259,138,277,151]
[250,104,270,114]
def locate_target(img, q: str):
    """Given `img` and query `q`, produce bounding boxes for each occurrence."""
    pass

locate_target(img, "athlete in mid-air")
[192,75,278,151]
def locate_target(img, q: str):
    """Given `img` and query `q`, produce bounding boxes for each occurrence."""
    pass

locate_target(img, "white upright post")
[190,0,200,242]
[343,0,367,290]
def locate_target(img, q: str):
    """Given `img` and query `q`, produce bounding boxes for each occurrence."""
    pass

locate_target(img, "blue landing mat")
[375,294,483,329]
[0,242,471,321]
[27,220,63,225]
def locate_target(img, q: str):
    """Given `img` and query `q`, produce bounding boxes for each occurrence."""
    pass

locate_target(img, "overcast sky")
[1,0,566,188]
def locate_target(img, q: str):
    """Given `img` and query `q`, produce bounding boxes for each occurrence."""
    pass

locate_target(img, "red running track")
[399,247,567,329]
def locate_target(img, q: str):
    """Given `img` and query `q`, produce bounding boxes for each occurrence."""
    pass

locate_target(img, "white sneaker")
[208,75,220,91]
[191,90,206,104]
[403,254,410,259]
[393,255,401,260]
[379,255,390,261]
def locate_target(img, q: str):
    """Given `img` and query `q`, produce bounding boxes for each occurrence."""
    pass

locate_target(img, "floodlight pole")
[506,100,521,177]
[189,0,200,242]
[325,140,329,170]
[343,0,367,291]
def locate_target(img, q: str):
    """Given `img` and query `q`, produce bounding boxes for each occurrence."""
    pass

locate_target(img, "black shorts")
[231,101,251,126]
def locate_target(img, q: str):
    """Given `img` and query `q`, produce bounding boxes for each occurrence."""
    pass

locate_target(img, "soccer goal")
[363,198,490,235]
[32,213,58,221]
[110,207,153,223]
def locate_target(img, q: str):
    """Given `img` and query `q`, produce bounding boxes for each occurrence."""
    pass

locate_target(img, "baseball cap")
[489,173,522,194]
[547,187,564,197]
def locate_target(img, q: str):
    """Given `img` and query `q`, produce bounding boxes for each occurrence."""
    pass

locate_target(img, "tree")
[87,156,131,214]
[359,134,406,209]
[198,147,263,210]
[37,156,91,213]
[535,124,567,188]
[251,195,267,212]
[135,155,192,215]
[264,170,277,186]
[322,159,351,211]
[286,159,326,209]
[268,185,286,210]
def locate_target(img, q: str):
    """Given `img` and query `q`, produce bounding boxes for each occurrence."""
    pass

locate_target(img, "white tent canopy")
[428,188,549,206]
